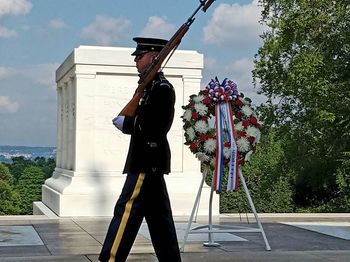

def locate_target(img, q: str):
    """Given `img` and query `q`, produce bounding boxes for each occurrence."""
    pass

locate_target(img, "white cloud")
[48,18,67,30]
[22,63,59,88]
[0,96,19,113]
[0,66,14,78]
[0,64,58,88]
[203,56,254,88]
[224,57,254,83]
[0,0,32,18]
[203,0,265,48]
[225,57,266,104]
[0,0,32,38]
[19,63,59,89]
[0,24,17,38]
[139,16,175,39]
[81,15,131,45]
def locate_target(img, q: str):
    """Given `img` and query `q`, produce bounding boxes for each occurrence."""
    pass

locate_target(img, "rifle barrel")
[118,0,216,117]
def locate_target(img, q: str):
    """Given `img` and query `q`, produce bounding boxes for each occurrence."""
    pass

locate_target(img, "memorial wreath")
[182,77,262,192]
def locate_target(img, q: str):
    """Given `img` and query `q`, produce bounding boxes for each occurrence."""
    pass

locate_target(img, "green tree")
[220,130,294,213]
[0,163,14,184]
[253,0,350,210]
[34,157,56,179]
[0,163,21,215]
[0,180,21,215]
[16,166,45,214]
[6,156,33,182]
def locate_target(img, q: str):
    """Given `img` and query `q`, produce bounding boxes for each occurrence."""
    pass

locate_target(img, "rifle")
[118,0,216,117]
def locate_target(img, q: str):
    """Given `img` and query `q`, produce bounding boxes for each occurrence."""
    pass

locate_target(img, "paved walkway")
[0,214,350,261]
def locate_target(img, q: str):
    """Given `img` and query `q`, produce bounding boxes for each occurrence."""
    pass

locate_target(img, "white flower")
[185,127,195,141]
[237,137,250,152]
[194,120,209,133]
[244,150,253,162]
[193,95,205,103]
[241,105,253,116]
[234,121,244,131]
[196,152,210,162]
[246,126,260,137]
[204,138,216,153]
[255,131,261,144]
[210,158,216,168]
[223,146,231,159]
[208,116,216,129]
[183,109,192,121]
[194,103,208,116]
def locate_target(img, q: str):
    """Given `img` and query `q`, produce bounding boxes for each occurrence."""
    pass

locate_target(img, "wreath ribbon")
[213,102,239,193]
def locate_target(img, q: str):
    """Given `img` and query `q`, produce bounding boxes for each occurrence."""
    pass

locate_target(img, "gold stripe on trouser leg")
[108,173,145,262]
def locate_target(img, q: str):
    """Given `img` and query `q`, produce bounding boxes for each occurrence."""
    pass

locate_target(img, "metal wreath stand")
[180,167,271,252]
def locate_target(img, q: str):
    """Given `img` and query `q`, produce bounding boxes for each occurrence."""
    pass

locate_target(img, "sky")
[0,0,266,147]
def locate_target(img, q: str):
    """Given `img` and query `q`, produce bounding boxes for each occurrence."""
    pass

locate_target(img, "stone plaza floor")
[0,213,350,261]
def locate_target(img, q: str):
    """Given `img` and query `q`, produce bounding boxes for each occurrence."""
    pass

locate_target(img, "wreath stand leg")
[180,168,271,252]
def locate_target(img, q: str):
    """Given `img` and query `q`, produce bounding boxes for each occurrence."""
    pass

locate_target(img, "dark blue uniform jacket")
[122,72,175,174]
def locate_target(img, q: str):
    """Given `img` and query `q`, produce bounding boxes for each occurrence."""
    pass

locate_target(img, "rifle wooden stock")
[118,25,189,117]
[118,0,216,117]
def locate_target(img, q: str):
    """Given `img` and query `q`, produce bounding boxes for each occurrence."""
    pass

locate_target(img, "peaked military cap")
[131,37,168,56]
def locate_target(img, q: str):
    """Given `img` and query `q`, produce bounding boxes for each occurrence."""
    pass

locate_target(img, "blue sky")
[0,0,266,146]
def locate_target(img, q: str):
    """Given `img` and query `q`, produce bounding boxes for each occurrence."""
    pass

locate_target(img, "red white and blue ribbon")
[209,78,239,193]
[222,102,239,192]
[213,103,224,192]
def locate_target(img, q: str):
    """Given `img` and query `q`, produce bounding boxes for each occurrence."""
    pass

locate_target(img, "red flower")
[201,89,209,95]
[199,134,207,142]
[248,136,255,143]
[250,116,257,124]
[236,111,243,119]
[235,98,243,107]
[207,134,214,139]
[190,142,198,152]
[238,132,246,138]
[242,120,250,127]
[202,97,211,105]
[191,112,199,120]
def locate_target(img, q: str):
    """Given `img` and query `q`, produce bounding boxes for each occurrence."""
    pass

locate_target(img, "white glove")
[112,116,125,131]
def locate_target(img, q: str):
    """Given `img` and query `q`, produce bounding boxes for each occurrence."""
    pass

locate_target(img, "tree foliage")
[220,131,294,213]
[16,166,45,214]
[0,157,55,215]
[0,180,21,215]
[6,156,34,181]
[33,157,56,179]
[0,163,14,184]
[5,156,55,182]
[253,0,350,209]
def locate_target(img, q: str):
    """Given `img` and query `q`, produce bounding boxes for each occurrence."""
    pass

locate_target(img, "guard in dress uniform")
[99,37,181,262]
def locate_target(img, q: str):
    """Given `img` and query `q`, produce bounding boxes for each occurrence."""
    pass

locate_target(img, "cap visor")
[131,50,148,56]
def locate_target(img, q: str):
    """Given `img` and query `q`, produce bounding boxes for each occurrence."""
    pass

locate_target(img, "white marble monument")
[35,45,219,217]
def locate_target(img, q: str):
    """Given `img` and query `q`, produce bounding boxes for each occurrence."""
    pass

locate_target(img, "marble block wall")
[37,45,219,217]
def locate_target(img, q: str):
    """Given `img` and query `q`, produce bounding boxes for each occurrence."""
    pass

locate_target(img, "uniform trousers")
[99,172,181,262]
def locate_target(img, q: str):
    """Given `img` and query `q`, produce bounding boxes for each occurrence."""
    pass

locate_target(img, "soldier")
[99,37,181,262]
